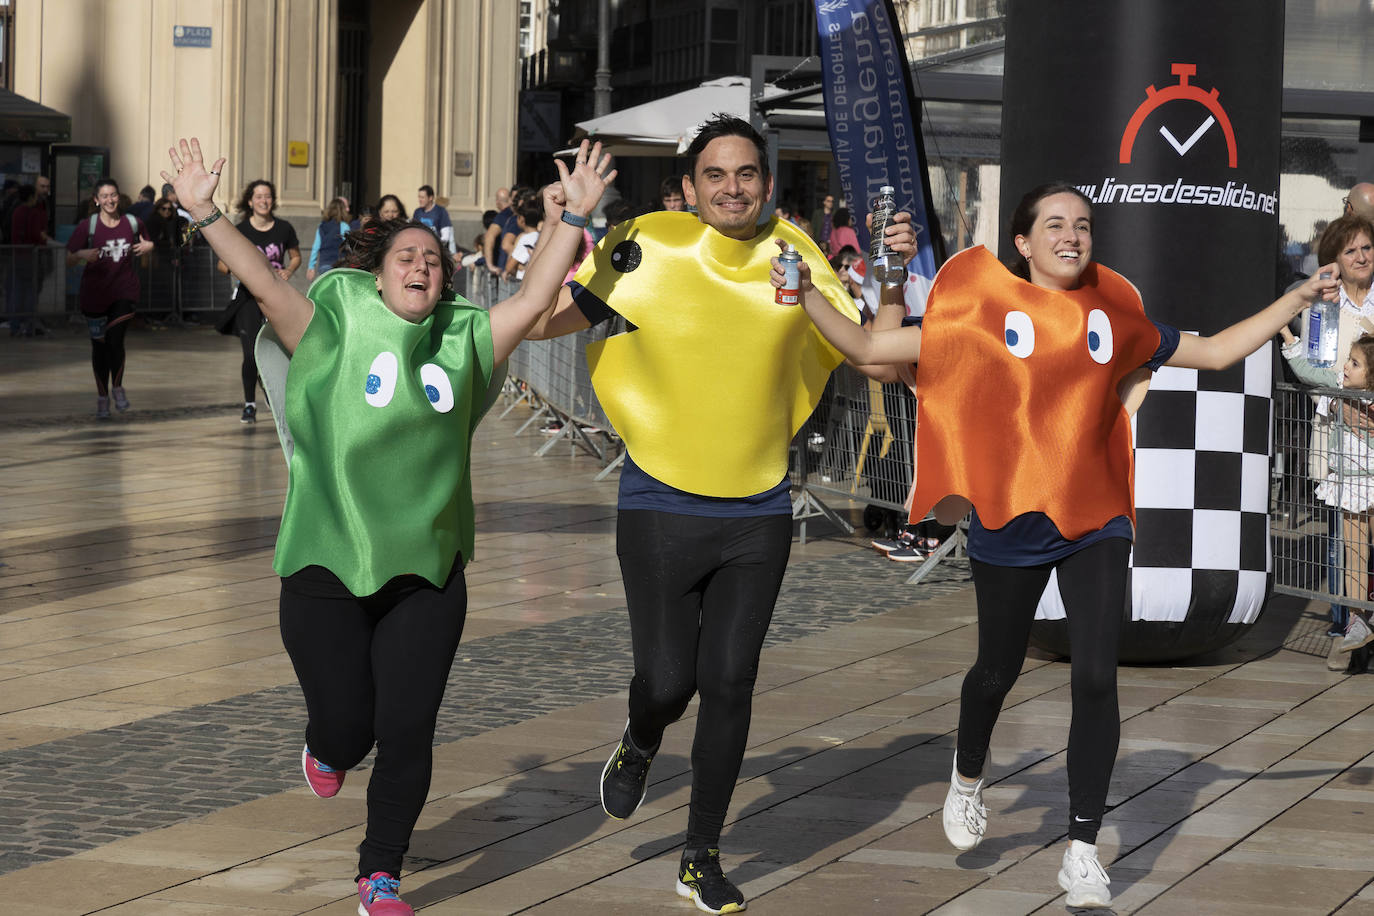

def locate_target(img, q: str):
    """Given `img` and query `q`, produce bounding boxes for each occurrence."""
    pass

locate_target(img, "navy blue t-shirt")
[966,320,1181,566]
[571,282,793,517]
[495,209,520,270]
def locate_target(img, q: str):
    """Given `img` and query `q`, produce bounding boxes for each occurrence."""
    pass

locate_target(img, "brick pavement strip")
[0,548,970,876]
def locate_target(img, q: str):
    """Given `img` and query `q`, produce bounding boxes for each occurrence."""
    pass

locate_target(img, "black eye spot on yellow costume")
[610,240,642,273]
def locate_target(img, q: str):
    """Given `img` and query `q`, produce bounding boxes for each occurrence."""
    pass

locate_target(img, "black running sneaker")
[599,724,654,819]
[241,404,257,424]
[677,847,745,914]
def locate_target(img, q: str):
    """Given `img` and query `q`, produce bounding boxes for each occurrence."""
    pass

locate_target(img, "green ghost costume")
[265,268,496,595]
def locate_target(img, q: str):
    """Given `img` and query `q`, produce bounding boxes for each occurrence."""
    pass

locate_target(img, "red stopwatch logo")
[1119,64,1237,168]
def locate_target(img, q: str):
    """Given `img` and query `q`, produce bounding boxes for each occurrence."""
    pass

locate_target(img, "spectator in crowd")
[7,184,52,336]
[482,188,514,276]
[602,198,637,231]
[659,174,685,211]
[306,197,352,281]
[376,194,407,223]
[355,204,377,228]
[128,185,157,221]
[1296,214,1374,653]
[828,206,860,257]
[460,232,488,270]
[0,178,20,333]
[505,196,544,281]
[829,246,864,306]
[161,182,192,221]
[216,179,300,424]
[496,187,534,275]
[1346,182,1374,222]
[413,184,454,253]
[0,178,21,242]
[810,193,835,251]
[65,178,154,415]
[1280,299,1374,658]
[146,197,189,319]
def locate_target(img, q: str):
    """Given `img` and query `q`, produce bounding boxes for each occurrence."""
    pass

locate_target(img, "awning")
[0,89,71,143]
[563,76,783,158]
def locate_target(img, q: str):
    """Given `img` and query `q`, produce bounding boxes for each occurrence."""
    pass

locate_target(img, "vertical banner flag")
[1000,1,1285,662]
[815,0,943,289]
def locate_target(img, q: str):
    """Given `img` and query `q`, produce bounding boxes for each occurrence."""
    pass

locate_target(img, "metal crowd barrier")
[0,244,66,331]
[1272,380,1374,614]
[137,243,236,322]
[0,242,234,329]
[463,270,620,466]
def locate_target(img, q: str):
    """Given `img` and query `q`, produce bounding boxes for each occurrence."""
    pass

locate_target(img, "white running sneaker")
[1058,839,1112,908]
[941,754,987,851]
[1337,614,1373,653]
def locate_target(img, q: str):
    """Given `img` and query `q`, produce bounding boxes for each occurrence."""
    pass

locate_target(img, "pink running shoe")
[357,872,414,916]
[302,745,344,798]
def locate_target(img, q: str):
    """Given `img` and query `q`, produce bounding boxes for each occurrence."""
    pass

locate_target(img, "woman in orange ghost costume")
[779,183,1339,909]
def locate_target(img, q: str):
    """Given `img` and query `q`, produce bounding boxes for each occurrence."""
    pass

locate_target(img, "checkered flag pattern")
[1037,338,1272,625]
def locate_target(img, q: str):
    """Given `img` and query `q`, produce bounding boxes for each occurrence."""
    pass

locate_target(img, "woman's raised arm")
[164,138,314,352]
[1168,268,1339,371]
[486,141,615,364]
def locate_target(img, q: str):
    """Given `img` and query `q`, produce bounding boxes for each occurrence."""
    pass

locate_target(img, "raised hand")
[1305,264,1341,304]
[553,140,616,218]
[866,210,920,264]
[160,138,225,216]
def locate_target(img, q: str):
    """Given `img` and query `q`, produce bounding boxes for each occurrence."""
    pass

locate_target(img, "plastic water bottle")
[868,185,904,287]
[776,244,801,305]
[1306,271,1339,368]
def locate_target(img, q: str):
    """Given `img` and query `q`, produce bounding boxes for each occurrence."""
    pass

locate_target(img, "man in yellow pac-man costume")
[528,114,915,913]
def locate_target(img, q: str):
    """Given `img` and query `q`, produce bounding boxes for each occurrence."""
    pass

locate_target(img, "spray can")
[776,244,802,305]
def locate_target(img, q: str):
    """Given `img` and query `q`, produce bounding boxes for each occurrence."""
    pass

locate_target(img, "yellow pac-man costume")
[573,212,860,497]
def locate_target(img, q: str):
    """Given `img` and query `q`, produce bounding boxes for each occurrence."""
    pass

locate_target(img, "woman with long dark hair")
[215,178,300,424]
[165,135,613,914]
[65,178,154,415]
[784,182,1339,909]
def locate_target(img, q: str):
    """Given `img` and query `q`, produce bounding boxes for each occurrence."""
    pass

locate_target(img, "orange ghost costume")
[909,246,1162,539]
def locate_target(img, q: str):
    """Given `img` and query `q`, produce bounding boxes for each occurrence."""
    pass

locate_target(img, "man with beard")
[526,113,916,913]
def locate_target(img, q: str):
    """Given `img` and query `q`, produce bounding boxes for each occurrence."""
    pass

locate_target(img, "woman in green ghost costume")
[163,137,614,915]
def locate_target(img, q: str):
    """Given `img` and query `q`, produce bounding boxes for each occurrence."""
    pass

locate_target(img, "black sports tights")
[617,510,792,849]
[958,537,1130,844]
[90,320,129,396]
[279,562,467,881]
[234,309,262,402]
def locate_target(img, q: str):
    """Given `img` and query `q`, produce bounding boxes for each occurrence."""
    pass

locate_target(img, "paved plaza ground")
[2,323,1373,914]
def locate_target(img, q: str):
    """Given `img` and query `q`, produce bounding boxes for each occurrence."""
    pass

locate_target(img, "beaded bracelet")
[189,207,222,231]
[184,207,222,244]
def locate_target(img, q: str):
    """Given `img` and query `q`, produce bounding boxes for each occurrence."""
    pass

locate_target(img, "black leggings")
[90,307,133,396]
[279,562,467,880]
[232,299,263,403]
[958,538,1129,844]
[617,510,792,849]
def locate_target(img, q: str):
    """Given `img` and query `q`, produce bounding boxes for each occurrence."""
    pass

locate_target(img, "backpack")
[88,212,140,241]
